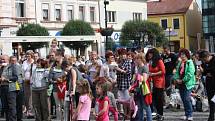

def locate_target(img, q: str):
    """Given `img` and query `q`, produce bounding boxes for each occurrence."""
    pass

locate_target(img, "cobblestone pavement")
[0,110,209,121]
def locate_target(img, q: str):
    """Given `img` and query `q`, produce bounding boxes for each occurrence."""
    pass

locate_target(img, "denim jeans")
[179,86,193,118]
[165,74,174,96]
[135,91,152,121]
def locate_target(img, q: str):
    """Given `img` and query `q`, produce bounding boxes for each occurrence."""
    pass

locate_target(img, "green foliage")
[61,20,95,48]
[16,23,49,51]
[61,20,95,36]
[17,23,49,36]
[120,20,167,47]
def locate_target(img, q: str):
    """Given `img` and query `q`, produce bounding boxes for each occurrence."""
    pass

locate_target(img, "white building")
[0,0,147,56]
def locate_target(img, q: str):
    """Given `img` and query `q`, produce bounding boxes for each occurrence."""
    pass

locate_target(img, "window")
[90,7,96,22]
[55,5,61,21]
[161,19,167,30]
[203,15,215,34]
[203,0,215,9]
[133,13,142,21]
[42,4,49,20]
[79,6,85,21]
[67,5,74,21]
[15,0,25,17]
[173,18,180,29]
[107,11,116,22]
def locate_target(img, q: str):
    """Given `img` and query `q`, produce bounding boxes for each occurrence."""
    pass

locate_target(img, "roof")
[147,0,193,15]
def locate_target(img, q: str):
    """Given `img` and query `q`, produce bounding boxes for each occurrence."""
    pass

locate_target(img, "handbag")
[142,79,152,105]
[141,81,150,96]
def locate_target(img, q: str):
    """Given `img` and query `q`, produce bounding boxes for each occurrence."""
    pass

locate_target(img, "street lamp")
[166,27,172,47]
[0,29,2,36]
[104,0,109,50]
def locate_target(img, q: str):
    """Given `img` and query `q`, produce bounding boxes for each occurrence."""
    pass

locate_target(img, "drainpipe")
[35,0,37,24]
[183,15,186,48]
[98,0,101,28]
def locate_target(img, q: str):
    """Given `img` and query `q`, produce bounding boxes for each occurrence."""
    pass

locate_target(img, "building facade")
[202,0,215,52]
[147,0,202,52]
[0,0,147,56]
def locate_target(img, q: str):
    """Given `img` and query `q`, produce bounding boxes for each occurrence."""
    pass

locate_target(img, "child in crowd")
[117,92,138,121]
[94,81,110,121]
[106,81,118,121]
[73,79,92,121]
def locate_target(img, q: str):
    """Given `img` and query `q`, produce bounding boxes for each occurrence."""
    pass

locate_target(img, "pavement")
[0,110,209,121]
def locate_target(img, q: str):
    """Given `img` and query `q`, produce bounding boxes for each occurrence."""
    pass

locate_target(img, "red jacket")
[149,59,166,88]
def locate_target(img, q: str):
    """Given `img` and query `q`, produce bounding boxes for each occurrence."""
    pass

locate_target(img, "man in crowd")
[33,52,40,62]
[199,50,215,121]
[161,46,178,97]
[85,51,103,67]
[1,56,24,121]
[0,55,10,118]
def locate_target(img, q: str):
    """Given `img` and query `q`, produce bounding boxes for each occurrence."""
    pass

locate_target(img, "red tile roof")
[147,0,193,15]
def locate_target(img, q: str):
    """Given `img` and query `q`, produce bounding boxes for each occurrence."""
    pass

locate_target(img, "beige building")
[0,0,147,56]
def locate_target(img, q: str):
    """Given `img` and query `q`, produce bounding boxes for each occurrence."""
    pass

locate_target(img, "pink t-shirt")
[96,96,110,121]
[77,94,92,120]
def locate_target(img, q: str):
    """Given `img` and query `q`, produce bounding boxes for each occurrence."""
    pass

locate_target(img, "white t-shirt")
[22,60,34,80]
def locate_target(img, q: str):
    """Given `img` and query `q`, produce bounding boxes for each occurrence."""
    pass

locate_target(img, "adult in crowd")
[31,59,49,121]
[134,53,152,121]
[48,52,65,120]
[75,56,85,67]
[33,52,40,62]
[22,50,34,117]
[174,48,196,121]
[0,55,10,118]
[161,46,178,96]
[48,52,56,67]
[18,52,26,64]
[199,50,215,121]
[85,51,103,68]
[117,48,132,117]
[49,38,59,53]
[146,48,165,121]
[1,56,24,121]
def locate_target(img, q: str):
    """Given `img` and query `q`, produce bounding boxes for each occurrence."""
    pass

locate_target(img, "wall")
[148,14,186,50]
[185,0,202,51]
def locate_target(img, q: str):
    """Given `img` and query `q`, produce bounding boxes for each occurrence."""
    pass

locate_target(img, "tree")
[61,20,95,49]
[16,23,49,51]
[120,20,167,47]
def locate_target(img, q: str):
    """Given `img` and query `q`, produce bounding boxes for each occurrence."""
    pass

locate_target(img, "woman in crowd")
[22,50,34,117]
[146,48,165,121]
[116,48,132,117]
[174,48,196,121]
[134,53,152,121]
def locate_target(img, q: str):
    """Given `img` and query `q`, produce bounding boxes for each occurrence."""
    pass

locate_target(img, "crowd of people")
[0,39,214,121]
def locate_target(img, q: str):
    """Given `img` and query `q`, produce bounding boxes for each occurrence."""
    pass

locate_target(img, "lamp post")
[166,27,172,47]
[0,29,2,37]
[104,0,109,50]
